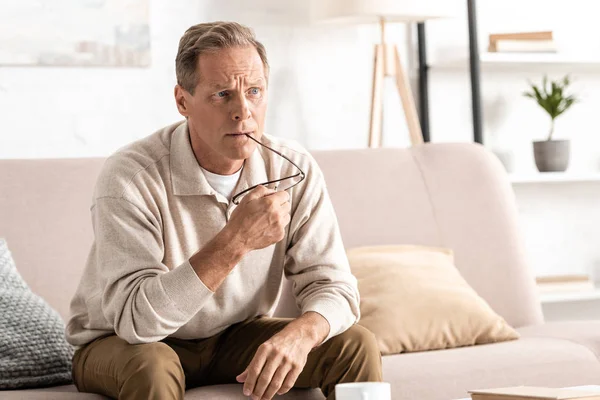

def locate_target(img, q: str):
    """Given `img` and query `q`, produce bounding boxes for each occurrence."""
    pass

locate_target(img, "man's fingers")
[241,185,274,204]
[262,365,290,400]
[275,189,291,204]
[277,366,302,395]
[252,359,279,400]
[241,185,289,208]
[236,369,248,383]
[243,348,267,397]
[282,199,291,213]
[263,190,290,209]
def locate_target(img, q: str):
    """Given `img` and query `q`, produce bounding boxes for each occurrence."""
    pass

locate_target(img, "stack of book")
[469,386,600,400]
[536,274,596,294]
[488,31,556,53]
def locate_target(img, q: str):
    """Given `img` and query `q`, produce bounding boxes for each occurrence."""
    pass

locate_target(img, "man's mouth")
[227,131,252,137]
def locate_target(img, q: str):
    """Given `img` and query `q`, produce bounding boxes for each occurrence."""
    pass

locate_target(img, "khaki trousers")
[72,317,382,400]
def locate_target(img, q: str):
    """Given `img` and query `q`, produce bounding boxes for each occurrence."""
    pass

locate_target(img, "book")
[488,39,556,53]
[469,386,600,400]
[488,31,555,53]
[536,275,591,284]
[489,31,553,42]
[536,274,596,294]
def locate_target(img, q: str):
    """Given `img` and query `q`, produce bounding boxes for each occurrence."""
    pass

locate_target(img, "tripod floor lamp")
[312,0,453,148]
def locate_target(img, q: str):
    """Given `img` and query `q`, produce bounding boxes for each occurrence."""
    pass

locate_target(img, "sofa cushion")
[10,332,600,400]
[346,245,519,355]
[0,384,324,400]
[0,385,105,400]
[184,385,324,400]
[0,239,74,389]
[381,336,600,400]
[518,321,600,358]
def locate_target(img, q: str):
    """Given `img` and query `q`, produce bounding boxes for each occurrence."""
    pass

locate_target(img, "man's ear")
[174,85,190,117]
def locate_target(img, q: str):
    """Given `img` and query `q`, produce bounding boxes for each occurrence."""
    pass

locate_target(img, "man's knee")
[331,324,380,360]
[74,337,186,399]
[122,342,185,391]
[320,324,383,387]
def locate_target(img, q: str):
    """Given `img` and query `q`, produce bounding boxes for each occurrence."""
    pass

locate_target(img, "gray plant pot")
[533,139,570,172]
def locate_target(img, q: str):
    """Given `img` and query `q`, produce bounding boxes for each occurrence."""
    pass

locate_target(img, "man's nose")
[231,95,251,121]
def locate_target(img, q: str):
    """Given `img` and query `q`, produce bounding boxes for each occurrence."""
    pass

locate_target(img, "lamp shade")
[311,0,456,24]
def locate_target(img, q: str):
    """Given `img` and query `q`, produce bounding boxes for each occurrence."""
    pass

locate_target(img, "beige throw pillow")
[347,245,519,355]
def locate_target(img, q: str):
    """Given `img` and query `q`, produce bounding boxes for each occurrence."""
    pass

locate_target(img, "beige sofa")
[2,142,600,400]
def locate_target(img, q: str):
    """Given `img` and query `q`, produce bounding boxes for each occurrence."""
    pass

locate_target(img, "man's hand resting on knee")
[236,312,330,400]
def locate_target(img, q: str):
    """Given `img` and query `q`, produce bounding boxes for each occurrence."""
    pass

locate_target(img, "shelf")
[509,172,600,184]
[432,53,600,70]
[539,289,600,304]
[481,52,600,66]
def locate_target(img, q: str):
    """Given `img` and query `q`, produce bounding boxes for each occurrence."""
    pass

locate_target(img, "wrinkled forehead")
[196,46,268,89]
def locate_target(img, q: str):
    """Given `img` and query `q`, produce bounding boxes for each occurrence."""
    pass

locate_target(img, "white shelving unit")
[431,49,600,316]
[509,172,600,184]
[540,289,600,321]
[480,52,600,67]
[511,172,600,313]
[539,289,600,304]
[433,53,600,70]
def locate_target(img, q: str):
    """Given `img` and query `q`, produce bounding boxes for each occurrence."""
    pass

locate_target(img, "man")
[66,21,382,400]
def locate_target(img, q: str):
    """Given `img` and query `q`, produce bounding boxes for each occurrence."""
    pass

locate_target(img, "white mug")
[335,382,391,400]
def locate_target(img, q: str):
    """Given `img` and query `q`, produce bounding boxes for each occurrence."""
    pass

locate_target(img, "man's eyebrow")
[248,79,266,86]
[208,82,232,90]
[206,78,266,91]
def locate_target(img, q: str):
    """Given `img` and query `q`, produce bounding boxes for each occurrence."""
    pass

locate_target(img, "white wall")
[1,0,599,279]
[0,0,414,158]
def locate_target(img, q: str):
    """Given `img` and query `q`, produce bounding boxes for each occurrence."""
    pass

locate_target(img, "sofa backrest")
[312,144,544,328]
[0,158,104,322]
[0,142,543,328]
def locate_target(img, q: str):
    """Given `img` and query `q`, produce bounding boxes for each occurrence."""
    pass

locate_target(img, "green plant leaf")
[532,85,543,101]
[523,74,579,122]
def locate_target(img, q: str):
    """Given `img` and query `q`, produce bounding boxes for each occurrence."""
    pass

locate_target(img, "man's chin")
[223,141,256,161]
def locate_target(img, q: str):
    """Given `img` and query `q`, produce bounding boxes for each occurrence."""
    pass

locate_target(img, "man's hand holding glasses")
[231,134,305,205]
[226,185,292,252]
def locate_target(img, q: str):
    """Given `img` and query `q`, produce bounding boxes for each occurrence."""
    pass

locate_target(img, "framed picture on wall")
[0,0,150,67]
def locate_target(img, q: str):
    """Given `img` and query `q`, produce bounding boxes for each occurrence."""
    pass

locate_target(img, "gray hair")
[175,21,269,94]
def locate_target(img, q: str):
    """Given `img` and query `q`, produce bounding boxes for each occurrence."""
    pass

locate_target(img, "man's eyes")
[214,88,261,99]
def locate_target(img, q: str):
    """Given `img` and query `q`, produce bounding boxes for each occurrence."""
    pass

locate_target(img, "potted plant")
[523,75,578,172]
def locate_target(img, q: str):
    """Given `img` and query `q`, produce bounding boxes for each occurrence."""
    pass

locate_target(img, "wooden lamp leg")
[368,18,424,148]
[393,45,424,146]
[369,44,385,148]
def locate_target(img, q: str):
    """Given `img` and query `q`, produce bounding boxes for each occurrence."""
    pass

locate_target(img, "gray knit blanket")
[0,239,73,389]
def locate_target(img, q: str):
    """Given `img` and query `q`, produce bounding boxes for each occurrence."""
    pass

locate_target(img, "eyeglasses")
[231,134,306,205]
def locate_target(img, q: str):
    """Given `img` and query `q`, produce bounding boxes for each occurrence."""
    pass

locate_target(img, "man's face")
[176,46,268,169]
